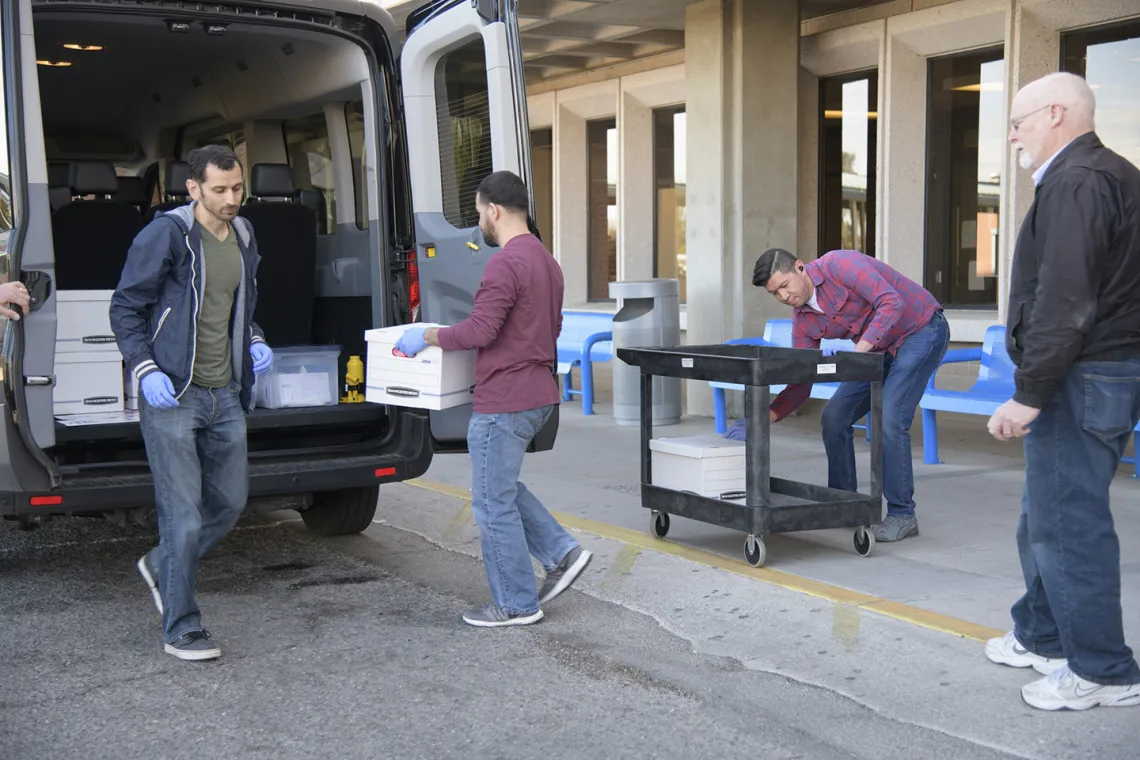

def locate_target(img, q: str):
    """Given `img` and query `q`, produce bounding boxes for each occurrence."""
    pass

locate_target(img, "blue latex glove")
[395,326,429,357]
[724,418,746,441]
[821,346,839,357]
[251,342,274,375]
[141,372,179,409]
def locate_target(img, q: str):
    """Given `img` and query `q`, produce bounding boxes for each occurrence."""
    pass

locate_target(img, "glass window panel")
[923,48,1005,307]
[1062,20,1140,170]
[587,118,617,301]
[819,71,878,258]
[652,107,686,303]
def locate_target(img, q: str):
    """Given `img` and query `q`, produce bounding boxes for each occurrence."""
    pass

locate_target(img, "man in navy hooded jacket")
[110,145,274,661]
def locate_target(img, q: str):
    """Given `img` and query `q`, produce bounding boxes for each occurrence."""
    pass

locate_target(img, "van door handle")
[19,270,52,313]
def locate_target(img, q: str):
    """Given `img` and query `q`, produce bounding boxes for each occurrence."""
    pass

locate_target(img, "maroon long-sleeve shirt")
[437,234,563,414]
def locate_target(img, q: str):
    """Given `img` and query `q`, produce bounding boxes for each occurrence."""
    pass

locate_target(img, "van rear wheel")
[301,485,379,536]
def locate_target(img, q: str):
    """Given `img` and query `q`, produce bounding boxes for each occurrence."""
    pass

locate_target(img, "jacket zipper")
[151,307,172,343]
[177,233,202,400]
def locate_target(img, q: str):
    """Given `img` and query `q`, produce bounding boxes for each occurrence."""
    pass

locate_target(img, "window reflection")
[820,72,878,258]
[924,49,1005,307]
[587,118,617,301]
[1063,20,1140,170]
[653,108,686,302]
[531,128,553,246]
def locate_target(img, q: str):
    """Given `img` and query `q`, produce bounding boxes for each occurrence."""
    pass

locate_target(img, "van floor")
[52,404,385,444]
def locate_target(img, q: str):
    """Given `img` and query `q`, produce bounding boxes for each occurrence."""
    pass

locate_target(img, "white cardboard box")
[364,324,476,410]
[56,290,119,354]
[649,435,747,501]
[54,351,125,416]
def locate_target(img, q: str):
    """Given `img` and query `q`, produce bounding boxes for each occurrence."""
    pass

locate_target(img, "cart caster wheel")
[744,534,766,567]
[854,526,876,558]
[651,511,670,539]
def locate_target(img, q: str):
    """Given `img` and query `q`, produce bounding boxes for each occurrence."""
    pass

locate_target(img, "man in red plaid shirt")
[752,248,949,542]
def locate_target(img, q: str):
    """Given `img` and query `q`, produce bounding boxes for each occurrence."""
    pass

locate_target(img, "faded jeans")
[820,311,950,517]
[467,405,578,615]
[140,382,248,643]
[1012,359,1140,685]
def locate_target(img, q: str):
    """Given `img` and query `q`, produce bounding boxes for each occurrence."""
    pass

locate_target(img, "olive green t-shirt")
[192,224,243,388]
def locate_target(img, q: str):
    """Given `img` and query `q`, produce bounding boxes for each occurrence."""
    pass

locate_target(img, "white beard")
[1017,147,1035,170]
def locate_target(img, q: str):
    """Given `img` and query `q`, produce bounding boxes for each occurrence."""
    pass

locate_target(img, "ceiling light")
[37,60,72,67]
[62,43,102,51]
[824,110,878,119]
[950,82,1003,92]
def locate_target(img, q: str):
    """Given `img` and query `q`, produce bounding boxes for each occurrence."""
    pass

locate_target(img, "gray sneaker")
[873,514,919,542]
[164,630,221,661]
[539,546,594,604]
[462,603,544,628]
[137,550,163,615]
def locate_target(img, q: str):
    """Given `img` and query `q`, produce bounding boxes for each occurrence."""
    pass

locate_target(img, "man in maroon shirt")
[752,248,949,542]
[395,171,593,627]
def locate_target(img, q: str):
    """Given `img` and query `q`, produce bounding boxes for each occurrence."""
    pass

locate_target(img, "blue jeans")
[140,382,248,643]
[1012,359,1140,685]
[821,311,949,517]
[467,405,578,615]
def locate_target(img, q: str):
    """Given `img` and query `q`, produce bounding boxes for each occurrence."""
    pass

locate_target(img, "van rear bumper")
[0,412,435,518]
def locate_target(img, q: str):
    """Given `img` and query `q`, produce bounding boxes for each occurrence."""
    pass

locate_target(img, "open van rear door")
[1,0,60,488]
[400,0,556,452]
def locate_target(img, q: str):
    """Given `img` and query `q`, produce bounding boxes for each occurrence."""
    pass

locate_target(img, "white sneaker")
[984,631,1067,675]
[1022,666,1140,711]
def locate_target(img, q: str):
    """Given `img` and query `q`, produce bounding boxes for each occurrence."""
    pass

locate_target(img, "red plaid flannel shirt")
[770,250,942,421]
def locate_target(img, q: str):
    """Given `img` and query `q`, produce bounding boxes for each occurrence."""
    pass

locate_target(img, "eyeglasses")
[1010,104,1065,133]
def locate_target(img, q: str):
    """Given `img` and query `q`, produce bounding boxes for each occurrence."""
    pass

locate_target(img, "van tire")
[301,485,379,536]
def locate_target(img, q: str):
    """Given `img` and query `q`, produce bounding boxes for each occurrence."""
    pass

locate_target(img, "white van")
[0,0,555,533]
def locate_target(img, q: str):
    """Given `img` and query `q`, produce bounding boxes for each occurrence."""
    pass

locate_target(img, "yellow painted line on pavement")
[404,478,1004,643]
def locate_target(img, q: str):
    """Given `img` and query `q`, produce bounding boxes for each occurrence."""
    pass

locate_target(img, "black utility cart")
[617,343,885,568]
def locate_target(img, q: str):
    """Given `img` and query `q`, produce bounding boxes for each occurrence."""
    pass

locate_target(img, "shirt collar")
[1032,138,1075,186]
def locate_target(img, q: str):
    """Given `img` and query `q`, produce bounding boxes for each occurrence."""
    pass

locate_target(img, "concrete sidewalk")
[411,396,1140,644]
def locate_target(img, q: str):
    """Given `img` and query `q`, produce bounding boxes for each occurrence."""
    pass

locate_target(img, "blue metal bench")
[920,324,1139,476]
[709,319,868,438]
[557,310,613,416]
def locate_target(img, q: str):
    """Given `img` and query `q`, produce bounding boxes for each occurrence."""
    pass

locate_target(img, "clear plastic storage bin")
[256,345,341,409]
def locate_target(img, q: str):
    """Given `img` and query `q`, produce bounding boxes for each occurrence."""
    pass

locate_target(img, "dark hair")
[187,145,242,183]
[475,170,529,214]
[752,248,799,287]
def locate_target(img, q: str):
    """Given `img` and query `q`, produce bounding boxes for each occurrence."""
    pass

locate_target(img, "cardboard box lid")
[649,435,746,459]
[364,324,447,343]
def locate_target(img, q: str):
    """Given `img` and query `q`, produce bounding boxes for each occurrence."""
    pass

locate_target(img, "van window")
[347,101,367,230]
[435,38,492,229]
[0,8,12,245]
[284,114,336,235]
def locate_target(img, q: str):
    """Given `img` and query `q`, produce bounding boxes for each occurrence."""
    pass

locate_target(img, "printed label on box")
[279,373,331,406]
[817,363,837,374]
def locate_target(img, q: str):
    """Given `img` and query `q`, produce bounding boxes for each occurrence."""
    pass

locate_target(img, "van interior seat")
[143,161,192,225]
[116,176,149,217]
[52,161,142,291]
[239,163,318,347]
[48,161,72,212]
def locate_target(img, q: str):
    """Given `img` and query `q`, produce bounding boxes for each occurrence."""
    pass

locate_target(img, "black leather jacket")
[1006,132,1140,409]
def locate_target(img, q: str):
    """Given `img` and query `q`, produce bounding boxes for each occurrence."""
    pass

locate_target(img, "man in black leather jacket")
[984,72,1140,711]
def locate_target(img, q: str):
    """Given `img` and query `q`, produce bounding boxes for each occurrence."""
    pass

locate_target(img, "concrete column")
[999,2,1058,323]
[684,0,801,418]
[618,90,655,282]
[876,30,926,285]
[554,104,589,304]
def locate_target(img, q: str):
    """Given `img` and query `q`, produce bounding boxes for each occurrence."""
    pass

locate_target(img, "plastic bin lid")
[649,435,745,458]
[269,344,342,355]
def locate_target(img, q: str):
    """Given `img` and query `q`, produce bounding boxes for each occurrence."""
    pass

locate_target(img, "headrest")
[295,188,320,213]
[48,162,72,188]
[250,163,295,199]
[117,176,148,206]
[69,162,119,196]
[165,161,191,198]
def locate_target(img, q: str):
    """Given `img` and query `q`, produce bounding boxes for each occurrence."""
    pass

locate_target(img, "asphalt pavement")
[1,507,1109,760]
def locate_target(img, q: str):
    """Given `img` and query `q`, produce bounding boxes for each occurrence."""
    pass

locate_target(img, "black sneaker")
[462,603,544,628]
[538,546,593,604]
[164,630,221,661]
[137,550,163,615]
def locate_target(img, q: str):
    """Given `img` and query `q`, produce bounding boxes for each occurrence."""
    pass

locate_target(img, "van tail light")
[408,251,420,321]
[30,495,63,507]
[374,467,397,478]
